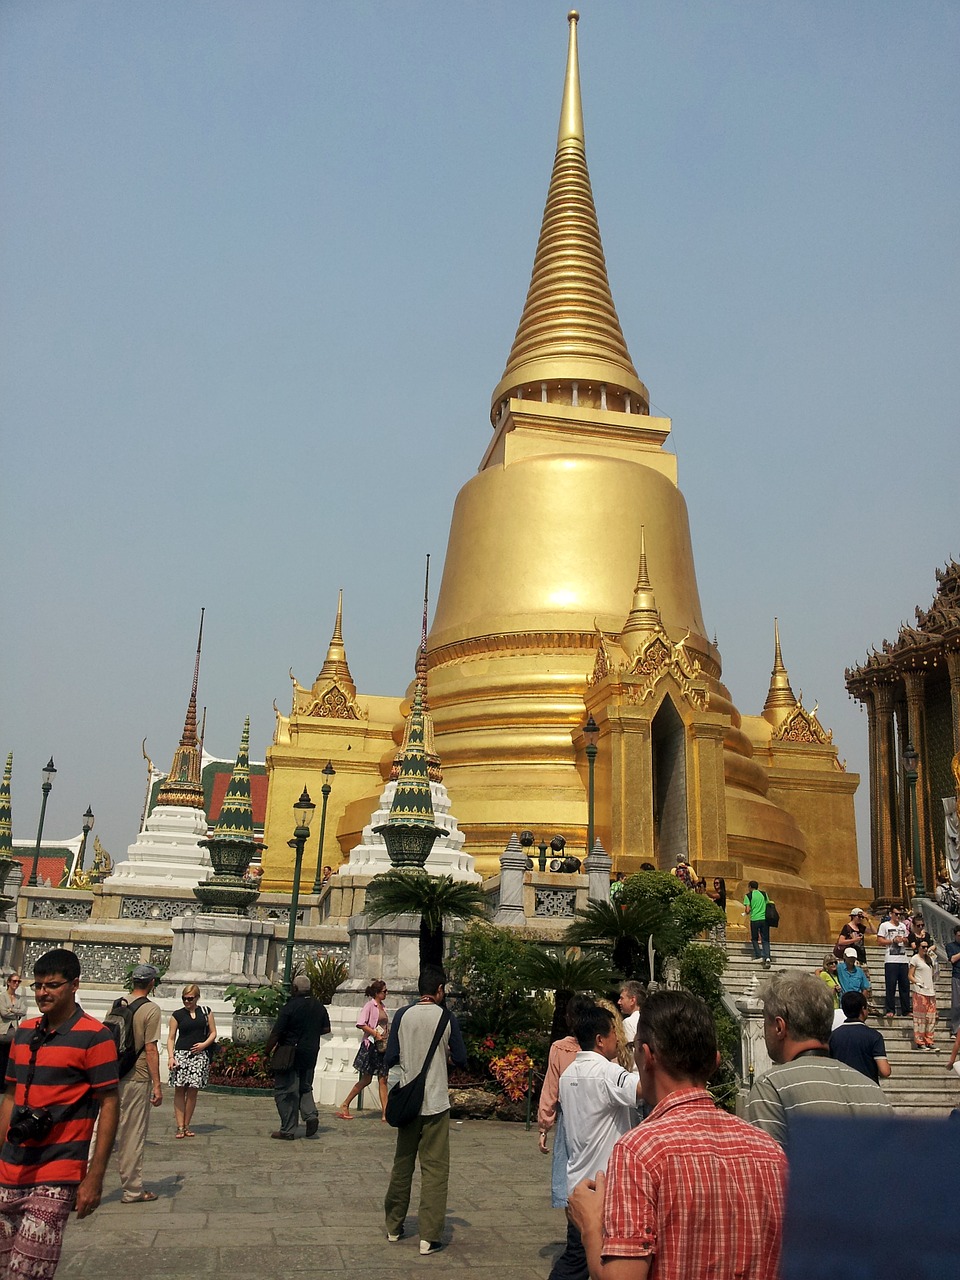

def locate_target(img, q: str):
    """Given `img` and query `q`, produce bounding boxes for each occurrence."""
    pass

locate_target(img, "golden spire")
[491,11,648,421]
[620,527,662,658]
[317,589,355,694]
[156,610,206,809]
[762,618,798,724]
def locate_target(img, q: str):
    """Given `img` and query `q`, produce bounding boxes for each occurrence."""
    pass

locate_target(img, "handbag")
[269,1043,296,1073]
[384,1007,450,1128]
[764,896,780,928]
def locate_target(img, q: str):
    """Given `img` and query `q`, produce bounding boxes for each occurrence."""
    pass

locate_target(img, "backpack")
[764,897,780,928]
[103,996,149,1078]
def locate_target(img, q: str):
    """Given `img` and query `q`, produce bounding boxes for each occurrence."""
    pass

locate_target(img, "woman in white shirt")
[908,940,938,1051]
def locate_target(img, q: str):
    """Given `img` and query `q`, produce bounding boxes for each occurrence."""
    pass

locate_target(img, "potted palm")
[224,984,285,1043]
[363,869,487,969]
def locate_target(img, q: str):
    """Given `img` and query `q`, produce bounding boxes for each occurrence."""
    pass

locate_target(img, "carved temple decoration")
[774,702,834,749]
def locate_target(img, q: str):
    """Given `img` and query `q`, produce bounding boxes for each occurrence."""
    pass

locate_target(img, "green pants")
[384,1110,451,1244]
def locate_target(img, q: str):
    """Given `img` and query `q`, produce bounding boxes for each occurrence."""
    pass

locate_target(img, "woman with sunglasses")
[908,940,938,1051]
[167,984,217,1137]
[0,972,25,1080]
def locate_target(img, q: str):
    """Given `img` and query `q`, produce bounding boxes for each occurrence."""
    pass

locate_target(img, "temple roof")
[491,11,649,418]
[846,558,960,691]
[762,619,798,724]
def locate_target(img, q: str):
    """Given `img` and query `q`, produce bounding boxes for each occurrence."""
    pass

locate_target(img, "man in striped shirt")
[568,990,786,1279]
[747,971,891,1151]
[0,948,119,1279]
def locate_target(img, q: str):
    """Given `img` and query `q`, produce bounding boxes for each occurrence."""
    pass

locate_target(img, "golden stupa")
[262,13,865,940]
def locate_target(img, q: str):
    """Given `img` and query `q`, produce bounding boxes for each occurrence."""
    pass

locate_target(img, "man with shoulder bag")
[264,975,330,1141]
[112,963,163,1204]
[383,967,467,1256]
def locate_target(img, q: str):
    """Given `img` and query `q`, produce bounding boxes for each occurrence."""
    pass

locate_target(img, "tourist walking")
[166,983,217,1138]
[337,979,391,1120]
[551,1004,642,1280]
[837,948,872,1001]
[816,955,842,1008]
[708,877,727,944]
[538,995,594,1212]
[0,974,26,1084]
[878,905,912,1018]
[909,939,938,1050]
[568,990,787,1280]
[383,967,467,1255]
[743,880,772,966]
[834,908,874,966]
[746,973,891,1151]
[616,982,644,1052]
[114,963,163,1203]
[0,948,119,1279]
[264,974,330,1140]
[829,991,891,1083]
[946,925,960,1036]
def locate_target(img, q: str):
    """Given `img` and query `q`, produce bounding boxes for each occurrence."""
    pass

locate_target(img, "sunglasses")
[182,995,197,1003]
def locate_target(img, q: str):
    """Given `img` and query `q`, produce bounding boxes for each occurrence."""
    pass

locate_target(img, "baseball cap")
[843,947,858,958]
[850,908,865,916]
[131,963,159,984]
[291,974,311,995]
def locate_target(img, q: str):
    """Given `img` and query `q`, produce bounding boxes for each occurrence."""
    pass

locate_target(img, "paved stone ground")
[59,1091,565,1278]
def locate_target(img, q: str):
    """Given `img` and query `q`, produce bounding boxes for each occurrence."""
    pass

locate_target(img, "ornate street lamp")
[282,787,315,994]
[77,807,95,877]
[28,758,56,888]
[311,761,336,892]
[583,714,599,859]
[902,740,925,899]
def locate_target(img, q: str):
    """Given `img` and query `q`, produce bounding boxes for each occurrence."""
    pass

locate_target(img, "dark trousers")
[274,1060,319,1134]
[951,979,960,1037]
[884,963,911,1016]
[750,920,771,961]
[549,1217,588,1280]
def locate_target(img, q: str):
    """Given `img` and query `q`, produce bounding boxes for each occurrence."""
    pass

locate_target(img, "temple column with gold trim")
[903,668,933,892]
[872,684,899,903]
[946,649,960,755]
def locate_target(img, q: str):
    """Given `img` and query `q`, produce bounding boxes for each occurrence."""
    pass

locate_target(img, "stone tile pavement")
[59,1091,567,1278]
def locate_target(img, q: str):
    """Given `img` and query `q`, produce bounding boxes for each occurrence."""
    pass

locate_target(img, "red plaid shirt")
[602,1087,786,1278]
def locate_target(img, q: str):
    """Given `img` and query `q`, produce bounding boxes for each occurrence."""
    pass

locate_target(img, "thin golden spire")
[762,617,798,724]
[156,610,206,809]
[317,589,355,693]
[491,11,648,420]
[620,527,662,656]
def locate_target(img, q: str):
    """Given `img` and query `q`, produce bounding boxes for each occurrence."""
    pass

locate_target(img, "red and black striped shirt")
[0,1007,119,1186]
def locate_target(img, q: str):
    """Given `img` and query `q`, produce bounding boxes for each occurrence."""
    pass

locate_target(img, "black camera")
[6,1105,54,1146]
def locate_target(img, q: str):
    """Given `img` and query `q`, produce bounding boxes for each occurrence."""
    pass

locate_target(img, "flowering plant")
[489,1047,535,1102]
[208,1039,273,1089]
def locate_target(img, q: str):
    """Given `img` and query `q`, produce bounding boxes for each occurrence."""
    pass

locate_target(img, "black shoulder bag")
[384,1007,450,1128]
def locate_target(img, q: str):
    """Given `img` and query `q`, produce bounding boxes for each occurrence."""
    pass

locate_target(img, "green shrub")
[223,983,285,1018]
[298,952,348,1003]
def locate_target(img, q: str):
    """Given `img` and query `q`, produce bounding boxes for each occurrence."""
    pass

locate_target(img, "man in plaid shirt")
[568,990,786,1279]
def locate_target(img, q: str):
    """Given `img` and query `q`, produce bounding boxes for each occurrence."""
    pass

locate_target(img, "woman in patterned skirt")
[336,980,390,1120]
[167,983,217,1137]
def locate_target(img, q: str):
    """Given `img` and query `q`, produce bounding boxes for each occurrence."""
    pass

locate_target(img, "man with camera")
[0,948,119,1278]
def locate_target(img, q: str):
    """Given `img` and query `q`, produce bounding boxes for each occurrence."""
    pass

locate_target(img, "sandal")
[122,1191,158,1203]
[183,1129,196,1137]
[335,1110,353,1120]
[174,1128,186,1139]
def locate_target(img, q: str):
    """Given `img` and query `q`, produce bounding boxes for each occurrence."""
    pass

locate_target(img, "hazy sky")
[2,2,957,883]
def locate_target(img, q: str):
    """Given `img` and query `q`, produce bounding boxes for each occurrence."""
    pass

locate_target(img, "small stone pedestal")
[312,911,426,1108]
[164,913,273,999]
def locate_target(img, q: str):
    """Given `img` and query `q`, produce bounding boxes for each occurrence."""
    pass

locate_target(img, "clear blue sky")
[2,2,958,883]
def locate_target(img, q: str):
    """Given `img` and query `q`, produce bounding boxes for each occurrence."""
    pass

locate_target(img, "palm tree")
[363,869,487,970]
[517,946,614,1042]
[564,899,685,983]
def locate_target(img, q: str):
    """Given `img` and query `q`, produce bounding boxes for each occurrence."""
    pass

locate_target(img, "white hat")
[850,907,864,916]
[843,947,858,958]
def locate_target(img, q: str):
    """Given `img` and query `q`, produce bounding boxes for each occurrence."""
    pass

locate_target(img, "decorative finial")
[156,611,206,809]
[762,617,798,724]
[620,526,661,656]
[211,717,255,841]
[317,589,356,692]
[558,8,584,146]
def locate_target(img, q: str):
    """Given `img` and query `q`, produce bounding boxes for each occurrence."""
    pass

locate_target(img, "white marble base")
[340,779,480,883]
[108,805,214,889]
[165,912,273,993]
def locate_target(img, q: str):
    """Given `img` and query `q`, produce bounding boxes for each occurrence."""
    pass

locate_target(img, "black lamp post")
[583,714,599,859]
[537,839,548,873]
[77,806,95,876]
[282,786,315,994]
[311,761,336,892]
[28,757,56,888]
[902,740,925,898]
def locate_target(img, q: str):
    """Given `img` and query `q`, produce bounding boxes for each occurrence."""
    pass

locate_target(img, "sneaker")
[304,1117,319,1137]
[420,1241,443,1255]
[387,1227,404,1243]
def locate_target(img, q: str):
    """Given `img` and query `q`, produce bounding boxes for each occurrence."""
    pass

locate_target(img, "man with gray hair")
[746,972,891,1151]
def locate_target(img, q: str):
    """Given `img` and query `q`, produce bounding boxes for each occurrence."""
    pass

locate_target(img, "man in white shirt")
[617,982,644,1050]
[877,906,911,1018]
[551,1005,642,1280]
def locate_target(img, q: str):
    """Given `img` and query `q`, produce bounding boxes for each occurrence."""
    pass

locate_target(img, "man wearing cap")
[116,963,163,1204]
[878,906,911,1018]
[836,949,872,1000]
[836,908,873,966]
[264,975,330,1140]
